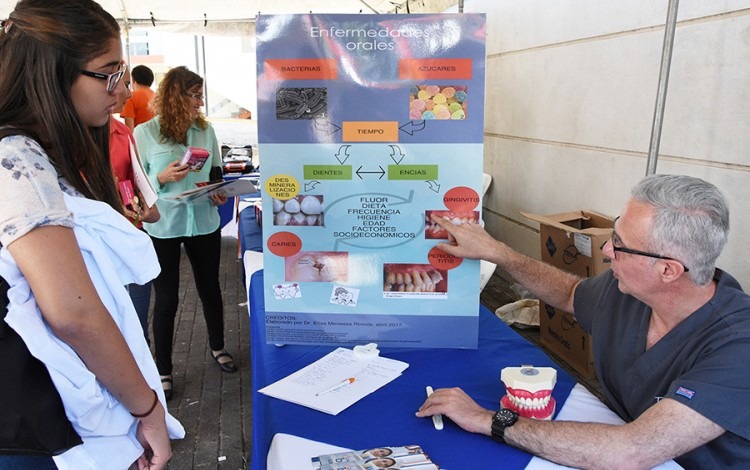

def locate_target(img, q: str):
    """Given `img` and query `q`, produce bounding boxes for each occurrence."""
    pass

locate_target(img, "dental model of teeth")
[272,195,324,226]
[425,211,479,239]
[383,264,445,292]
[499,365,557,420]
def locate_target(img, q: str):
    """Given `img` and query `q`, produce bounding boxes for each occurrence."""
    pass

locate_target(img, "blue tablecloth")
[238,193,263,254]
[218,174,250,228]
[248,270,577,470]
[218,197,234,228]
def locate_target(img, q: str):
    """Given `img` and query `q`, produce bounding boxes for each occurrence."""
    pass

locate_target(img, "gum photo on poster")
[409,85,467,120]
[383,263,447,299]
[285,251,348,282]
[272,194,324,226]
[424,210,480,239]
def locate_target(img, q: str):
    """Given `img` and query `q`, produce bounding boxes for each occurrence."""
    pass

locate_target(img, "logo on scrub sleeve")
[675,386,696,400]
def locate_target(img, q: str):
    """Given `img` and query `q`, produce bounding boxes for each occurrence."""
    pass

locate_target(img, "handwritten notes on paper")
[258,347,409,415]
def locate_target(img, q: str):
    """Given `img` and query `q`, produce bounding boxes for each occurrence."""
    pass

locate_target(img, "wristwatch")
[490,408,519,443]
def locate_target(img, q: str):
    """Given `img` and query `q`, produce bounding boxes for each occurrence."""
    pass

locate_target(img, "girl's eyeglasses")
[80,63,128,94]
[185,92,205,101]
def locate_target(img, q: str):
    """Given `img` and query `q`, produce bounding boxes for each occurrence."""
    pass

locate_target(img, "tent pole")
[645,0,679,176]
[201,35,209,116]
[122,26,131,68]
[117,0,131,67]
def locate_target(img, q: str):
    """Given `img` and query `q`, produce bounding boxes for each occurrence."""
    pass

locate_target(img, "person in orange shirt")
[121,64,155,131]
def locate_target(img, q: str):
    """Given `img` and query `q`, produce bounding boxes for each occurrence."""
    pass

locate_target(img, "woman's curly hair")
[153,66,208,144]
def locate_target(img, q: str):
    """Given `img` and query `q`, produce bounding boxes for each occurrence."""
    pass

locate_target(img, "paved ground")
[151,236,252,469]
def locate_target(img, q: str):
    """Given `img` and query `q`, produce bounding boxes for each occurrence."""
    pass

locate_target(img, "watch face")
[494,408,519,426]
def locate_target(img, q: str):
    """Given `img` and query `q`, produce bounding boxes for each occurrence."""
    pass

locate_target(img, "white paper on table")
[167,178,258,203]
[258,347,409,415]
[129,139,158,208]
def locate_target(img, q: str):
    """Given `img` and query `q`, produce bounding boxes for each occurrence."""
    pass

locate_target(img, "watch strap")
[490,409,518,443]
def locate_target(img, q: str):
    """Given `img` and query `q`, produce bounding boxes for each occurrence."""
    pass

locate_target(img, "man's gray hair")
[631,174,729,286]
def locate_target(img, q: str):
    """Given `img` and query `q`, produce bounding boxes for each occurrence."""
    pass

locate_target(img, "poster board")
[257,13,486,348]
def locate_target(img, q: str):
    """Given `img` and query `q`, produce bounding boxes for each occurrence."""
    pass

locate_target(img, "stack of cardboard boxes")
[521,210,615,379]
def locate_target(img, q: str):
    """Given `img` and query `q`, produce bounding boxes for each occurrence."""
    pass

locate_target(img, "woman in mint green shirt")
[135,66,237,401]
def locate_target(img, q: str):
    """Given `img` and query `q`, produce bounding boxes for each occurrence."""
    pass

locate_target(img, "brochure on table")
[312,444,439,470]
[257,13,487,348]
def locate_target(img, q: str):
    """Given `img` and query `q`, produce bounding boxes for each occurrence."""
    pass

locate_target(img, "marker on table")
[316,377,355,396]
[426,386,444,430]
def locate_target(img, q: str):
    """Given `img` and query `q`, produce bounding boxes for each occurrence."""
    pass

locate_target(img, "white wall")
[449,0,750,287]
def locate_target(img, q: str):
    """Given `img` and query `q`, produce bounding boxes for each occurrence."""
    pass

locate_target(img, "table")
[217,173,250,228]
[237,193,263,254]
[248,270,578,470]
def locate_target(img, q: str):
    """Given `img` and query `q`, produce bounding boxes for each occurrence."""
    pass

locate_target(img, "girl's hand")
[157,161,189,185]
[209,191,228,206]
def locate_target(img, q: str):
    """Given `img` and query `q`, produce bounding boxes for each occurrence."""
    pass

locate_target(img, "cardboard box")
[521,210,614,379]
[538,302,596,378]
[521,210,614,279]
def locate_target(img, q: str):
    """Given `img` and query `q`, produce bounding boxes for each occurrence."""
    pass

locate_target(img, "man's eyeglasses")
[602,218,689,272]
[80,63,127,94]
[185,92,205,101]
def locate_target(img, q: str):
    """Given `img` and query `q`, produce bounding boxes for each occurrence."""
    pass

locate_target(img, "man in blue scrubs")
[417,174,749,468]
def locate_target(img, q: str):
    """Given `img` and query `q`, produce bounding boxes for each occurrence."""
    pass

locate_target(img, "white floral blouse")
[0,135,76,247]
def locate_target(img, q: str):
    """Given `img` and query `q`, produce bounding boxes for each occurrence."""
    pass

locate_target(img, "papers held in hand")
[166,177,259,203]
[128,141,158,208]
[258,345,409,415]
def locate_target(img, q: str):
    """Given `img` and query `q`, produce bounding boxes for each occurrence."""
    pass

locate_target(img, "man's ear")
[659,259,686,283]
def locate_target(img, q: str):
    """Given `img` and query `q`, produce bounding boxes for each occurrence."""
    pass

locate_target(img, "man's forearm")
[500,399,719,469]
[505,419,653,469]
[489,241,580,313]
[430,218,581,312]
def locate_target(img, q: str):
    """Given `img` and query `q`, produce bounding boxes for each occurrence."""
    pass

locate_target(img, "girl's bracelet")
[130,389,159,418]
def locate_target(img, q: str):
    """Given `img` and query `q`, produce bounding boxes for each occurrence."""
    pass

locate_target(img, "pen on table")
[315,377,355,396]
[426,386,444,430]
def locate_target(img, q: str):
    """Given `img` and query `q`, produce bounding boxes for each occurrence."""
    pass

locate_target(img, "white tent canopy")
[0,0,460,35]
[0,0,461,137]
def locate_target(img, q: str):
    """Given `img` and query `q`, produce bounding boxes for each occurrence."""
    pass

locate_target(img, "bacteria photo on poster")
[276,87,328,120]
